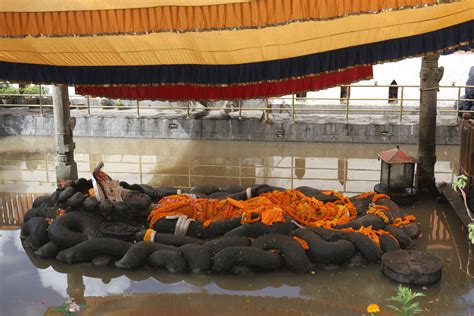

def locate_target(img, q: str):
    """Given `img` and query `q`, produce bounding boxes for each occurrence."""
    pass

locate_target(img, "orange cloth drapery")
[148,189,358,228]
[0,0,449,37]
[147,190,417,246]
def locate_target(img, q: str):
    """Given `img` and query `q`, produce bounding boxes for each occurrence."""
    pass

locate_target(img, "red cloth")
[76,66,372,101]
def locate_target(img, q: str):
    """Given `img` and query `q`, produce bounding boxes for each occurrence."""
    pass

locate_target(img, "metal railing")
[1,84,473,124]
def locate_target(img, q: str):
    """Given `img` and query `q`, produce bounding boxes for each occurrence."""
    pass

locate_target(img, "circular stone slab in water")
[381,250,442,285]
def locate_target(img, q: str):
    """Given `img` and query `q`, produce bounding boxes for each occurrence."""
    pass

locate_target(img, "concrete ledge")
[0,109,461,144]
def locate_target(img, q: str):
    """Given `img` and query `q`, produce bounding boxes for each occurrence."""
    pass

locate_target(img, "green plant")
[52,296,86,316]
[20,85,48,95]
[0,85,19,95]
[452,174,468,192]
[452,175,474,235]
[100,98,113,107]
[386,285,425,316]
[469,223,474,244]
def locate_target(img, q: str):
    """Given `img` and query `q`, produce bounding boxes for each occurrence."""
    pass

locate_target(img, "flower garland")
[146,189,419,249]
[392,215,416,227]
[371,193,390,203]
[293,236,309,250]
[143,228,154,242]
[367,205,390,223]
[341,225,393,246]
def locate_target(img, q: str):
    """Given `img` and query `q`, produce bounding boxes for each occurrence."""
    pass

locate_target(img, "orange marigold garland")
[148,190,358,229]
[371,193,390,203]
[392,215,417,227]
[356,191,375,200]
[143,228,154,242]
[147,190,414,248]
[341,226,393,246]
[367,205,390,224]
[148,190,357,227]
[293,236,309,250]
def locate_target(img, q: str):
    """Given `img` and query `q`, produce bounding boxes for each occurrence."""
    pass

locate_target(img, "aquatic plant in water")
[52,296,86,316]
[386,285,425,316]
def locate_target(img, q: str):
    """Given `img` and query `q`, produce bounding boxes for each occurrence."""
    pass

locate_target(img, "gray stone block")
[88,117,104,131]
[334,123,349,136]
[323,123,337,135]
[202,120,217,134]
[36,128,53,136]
[312,135,337,142]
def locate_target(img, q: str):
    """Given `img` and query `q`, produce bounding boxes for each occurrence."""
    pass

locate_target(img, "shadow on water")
[0,137,473,315]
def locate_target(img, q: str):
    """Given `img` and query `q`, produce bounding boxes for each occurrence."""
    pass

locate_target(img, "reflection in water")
[294,157,306,179]
[1,201,473,315]
[338,158,348,186]
[0,137,459,195]
[0,192,39,228]
[0,137,472,315]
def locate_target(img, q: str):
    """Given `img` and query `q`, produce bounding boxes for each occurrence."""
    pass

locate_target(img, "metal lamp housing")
[378,147,416,193]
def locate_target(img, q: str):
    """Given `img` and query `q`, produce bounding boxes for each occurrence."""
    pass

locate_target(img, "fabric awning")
[75,66,373,101]
[0,0,472,100]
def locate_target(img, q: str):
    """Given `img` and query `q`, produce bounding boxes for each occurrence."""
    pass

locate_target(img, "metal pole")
[264,98,269,122]
[136,100,140,117]
[86,95,91,117]
[345,86,350,124]
[416,53,444,194]
[457,87,462,116]
[399,86,404,124]
[238,100,242,120]
[238,157,242,186]
[53,85,78,182]
[39,84,43,116]
[291,94,295,123]
[139,155,143,185]
[186,101,190,118]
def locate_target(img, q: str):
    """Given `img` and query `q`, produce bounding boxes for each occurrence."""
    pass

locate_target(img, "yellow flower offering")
[367,304,380,314]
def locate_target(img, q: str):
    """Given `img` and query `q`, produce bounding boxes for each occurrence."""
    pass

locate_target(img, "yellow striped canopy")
[0,0,472,100]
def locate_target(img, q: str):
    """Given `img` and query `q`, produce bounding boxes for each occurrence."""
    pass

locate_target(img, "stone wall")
[0,111,460,144]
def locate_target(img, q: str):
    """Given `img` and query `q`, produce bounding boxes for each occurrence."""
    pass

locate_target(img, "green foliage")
[386,285,425,316]
[0,85,19,95]
[452,175,468,191]
[52,296,86,315]
[100,98,113,107]
[468,223,474,244]
[20,85,48,95]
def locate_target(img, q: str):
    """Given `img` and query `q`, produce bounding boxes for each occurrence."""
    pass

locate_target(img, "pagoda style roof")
[377,147,416,164]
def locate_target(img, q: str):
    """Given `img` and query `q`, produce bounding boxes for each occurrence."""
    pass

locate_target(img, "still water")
[0,137,473,315]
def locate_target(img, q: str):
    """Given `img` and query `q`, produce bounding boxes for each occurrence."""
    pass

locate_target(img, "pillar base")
[374,183,417,205]
[56,162,78,183]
